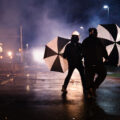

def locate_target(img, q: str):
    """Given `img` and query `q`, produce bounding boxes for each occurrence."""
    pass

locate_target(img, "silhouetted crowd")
[62,28,108,99]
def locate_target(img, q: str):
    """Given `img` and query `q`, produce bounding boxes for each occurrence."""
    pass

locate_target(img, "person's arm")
[78,43,84,59]
[103,47,109,62]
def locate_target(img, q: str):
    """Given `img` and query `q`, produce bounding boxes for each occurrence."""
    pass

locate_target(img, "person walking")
[82,28,108,98]
[61,31,86,94]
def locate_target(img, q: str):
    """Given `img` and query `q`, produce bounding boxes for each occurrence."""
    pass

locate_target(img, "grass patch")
[107,72,120,78]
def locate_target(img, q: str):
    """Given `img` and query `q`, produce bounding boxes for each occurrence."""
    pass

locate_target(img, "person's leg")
[85,66,95,90]
[94,64,107,89]
[62,65,74,92]
[77,64,86,92]
[84,66,95,98]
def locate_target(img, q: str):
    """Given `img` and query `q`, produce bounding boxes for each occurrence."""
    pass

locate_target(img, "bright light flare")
[0,56,3,59]
[103,5,109,9]
[26,85,30,91]
[32,48,45,64]
[80,26,84,30]
[26,73,30,77]
[7,51,12,57]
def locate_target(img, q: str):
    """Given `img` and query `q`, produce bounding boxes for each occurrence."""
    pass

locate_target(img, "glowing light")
[80,26,84,30]
[26,85,30,91]
[7,51,12,57]
[0,56,3,59]
[19,48,22,52]
[26,73,30,77]
[7,74,10,77]
[10,56,13,59]
[10,78,14,82]
[26,43,29,48]
[0,43,3,53]
[32,48,45,63]
[0,46,3,53]
[103,5,109,9]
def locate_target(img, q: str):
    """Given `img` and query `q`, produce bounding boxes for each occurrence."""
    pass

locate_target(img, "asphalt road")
[0,64,120,120]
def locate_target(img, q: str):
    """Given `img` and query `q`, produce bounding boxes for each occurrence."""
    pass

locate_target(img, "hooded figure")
[62,31,86,94]
[82,28,108,98]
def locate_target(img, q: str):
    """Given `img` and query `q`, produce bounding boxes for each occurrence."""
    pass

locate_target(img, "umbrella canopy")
[97,24,120,66]
[44,36,70,72]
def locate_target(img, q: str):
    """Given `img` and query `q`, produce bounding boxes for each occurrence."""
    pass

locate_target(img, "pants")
[63,63,86,91]
[85,64,107,90]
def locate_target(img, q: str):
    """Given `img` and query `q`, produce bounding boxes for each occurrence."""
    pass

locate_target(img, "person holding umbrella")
[82,28,109,98]
[61,31,86,94]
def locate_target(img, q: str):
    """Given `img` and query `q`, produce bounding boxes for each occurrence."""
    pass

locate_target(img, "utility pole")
[20,26,23,63]
[103,5,109,22]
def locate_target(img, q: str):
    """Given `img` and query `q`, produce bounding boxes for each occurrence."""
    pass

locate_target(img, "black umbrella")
[44,36,70,72]
[97,24,120,66]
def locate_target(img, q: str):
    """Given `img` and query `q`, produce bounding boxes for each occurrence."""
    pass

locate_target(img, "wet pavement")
[0,64,120,120]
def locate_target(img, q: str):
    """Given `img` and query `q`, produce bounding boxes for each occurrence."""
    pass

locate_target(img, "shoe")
[61,86,67,93]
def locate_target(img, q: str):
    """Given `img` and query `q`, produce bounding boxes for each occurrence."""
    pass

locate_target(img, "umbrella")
[44,36,70,72]
[97,24,120,66]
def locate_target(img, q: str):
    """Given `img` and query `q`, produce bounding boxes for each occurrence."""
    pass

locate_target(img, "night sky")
[0,0,120,47]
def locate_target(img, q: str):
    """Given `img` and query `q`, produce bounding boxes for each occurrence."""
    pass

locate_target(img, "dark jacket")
[82,36,108,66]
[63,41,83,66]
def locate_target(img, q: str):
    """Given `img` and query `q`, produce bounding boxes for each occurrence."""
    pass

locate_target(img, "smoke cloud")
[0,0,120,48]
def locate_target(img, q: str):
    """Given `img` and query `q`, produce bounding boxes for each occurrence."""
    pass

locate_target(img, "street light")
[103,5,109,18]
[26,43,29,49]
[80,26,84,30]
[7,51,13,59]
